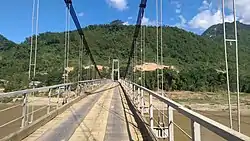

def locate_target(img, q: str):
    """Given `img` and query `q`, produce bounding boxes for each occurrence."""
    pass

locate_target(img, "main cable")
[123,0,147,78]
[64,0,102,78]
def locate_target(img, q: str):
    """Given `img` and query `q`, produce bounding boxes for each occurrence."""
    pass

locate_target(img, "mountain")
[202,22,250,77]
[0,35,16,50]
[0,23,250,92]
[202,22,250,46]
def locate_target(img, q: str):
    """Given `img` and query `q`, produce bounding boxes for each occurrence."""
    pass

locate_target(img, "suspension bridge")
[0,0,250,141]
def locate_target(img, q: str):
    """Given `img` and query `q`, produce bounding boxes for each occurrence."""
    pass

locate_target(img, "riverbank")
[165,91,250,114]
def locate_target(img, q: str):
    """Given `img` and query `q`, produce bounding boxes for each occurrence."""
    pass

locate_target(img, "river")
[0,104,249,140]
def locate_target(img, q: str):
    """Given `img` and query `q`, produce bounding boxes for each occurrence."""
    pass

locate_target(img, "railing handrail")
[0,79,102,98]
[125,80,250,141]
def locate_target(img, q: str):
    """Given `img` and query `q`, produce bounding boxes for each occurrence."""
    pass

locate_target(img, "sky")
[0,0,249,43]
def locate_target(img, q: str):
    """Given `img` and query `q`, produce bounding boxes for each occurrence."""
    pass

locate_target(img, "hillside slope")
[202,22,250,77]
[0,24,249,91]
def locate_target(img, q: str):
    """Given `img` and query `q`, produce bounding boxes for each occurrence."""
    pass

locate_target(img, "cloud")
[179,15,187,25]
[226,0,250,24]
[198,0,212,11]
[123,21,129,25]
[189,10,234,29]
[171,1,181,8]
[106,0,128,11]
[188,0,235,30]
[141,16,157,26]
[77,12,84,17]
[175,9,181,14]
[174,15,187,28]
[128,16,132,20]
[171,0,182,14]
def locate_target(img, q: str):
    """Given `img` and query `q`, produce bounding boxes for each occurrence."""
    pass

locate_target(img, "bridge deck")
[22,82,143,141]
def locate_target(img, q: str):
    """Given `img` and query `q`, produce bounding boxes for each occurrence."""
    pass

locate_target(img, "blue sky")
[0,0,249,43]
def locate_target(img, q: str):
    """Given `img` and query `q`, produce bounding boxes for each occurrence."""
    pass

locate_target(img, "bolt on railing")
[120,79,250,141]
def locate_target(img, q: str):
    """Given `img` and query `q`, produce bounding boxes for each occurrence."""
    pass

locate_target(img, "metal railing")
[120,80,250,141]
[0,79,104,139]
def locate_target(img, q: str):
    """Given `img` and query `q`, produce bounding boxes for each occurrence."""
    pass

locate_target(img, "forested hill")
[202,22,250,46]
[1,23,250,92]
[202,22,250,77]
[0,35,16,50]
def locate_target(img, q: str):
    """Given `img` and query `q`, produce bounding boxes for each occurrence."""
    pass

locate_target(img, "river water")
[0,104,249,140]
[0,104,49,139]
[156,111,250,141]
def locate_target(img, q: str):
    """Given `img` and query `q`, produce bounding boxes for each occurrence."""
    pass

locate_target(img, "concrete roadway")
[22,82,143,141]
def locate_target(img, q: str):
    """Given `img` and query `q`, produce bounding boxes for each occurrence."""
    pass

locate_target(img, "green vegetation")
[0,21,250,93]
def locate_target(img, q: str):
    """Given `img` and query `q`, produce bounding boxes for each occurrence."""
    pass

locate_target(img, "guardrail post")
[29,92,35,123]
[47,89,52,114]
[149,93,153,130]
[57,88,60,109]
[130,83,132,95]
[137,87,140,110]
[191,120,201,141]
[79,84,82,96]
[85,83,88,91]
[91,82,93,90]
[141,89,144,116]
[21,93,28,128]
[168,106,174,141]
[133,85,136,104]
[68,85,71,102]
[76,84,80,96]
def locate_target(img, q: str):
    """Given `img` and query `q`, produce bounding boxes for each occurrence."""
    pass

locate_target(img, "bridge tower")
[111,59,120,81]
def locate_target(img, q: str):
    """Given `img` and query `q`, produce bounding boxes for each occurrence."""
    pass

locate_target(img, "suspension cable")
[78,35,82,82]
[141,23,143,86]
[33,0,39,78]
[160,0,165,125]
[80,35,84,81]
[67,6,70,83]
[132,42,135,82]
[160,0,163,95]
[156,0,159,92]
[143,20,146,87]
[232,0,240,132]
[27,0,36,124]
[64,6,68,84]
[135,41,138,83]
[28,0,35,80]
[155,0,161,126]
[28,0,40,124]
[221,0,233,129]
